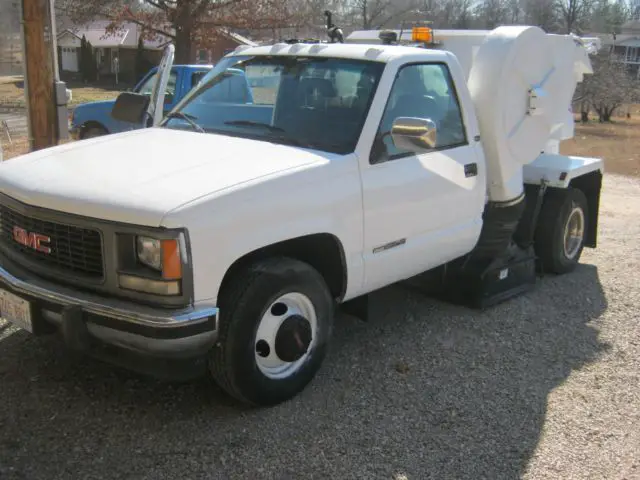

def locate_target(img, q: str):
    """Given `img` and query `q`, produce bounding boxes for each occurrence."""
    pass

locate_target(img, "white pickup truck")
[0,24,603,406]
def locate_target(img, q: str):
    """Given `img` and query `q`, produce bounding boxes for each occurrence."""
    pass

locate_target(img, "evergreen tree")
[590,0,631,35]
[86,41,97,81]
[135,36,145,83]
[80,35,87,82]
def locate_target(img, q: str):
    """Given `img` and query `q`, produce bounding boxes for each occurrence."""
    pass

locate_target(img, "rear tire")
[534,187,589,274]
[209,257,334,406]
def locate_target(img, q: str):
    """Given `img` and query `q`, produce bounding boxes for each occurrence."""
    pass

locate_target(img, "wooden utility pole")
[20,0,58,151]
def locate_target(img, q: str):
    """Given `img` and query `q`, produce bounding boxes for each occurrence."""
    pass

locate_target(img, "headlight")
[119,235,184,296]
[136,236,162,270]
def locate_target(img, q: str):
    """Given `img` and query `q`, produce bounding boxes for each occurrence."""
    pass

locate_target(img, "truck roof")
[172,64,214,70]
[227,43,448,63]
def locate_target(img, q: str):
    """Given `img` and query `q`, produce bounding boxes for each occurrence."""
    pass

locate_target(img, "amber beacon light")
[412,26,433,44]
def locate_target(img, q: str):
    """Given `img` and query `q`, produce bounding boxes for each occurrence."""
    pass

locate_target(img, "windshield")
[161,55,385,154]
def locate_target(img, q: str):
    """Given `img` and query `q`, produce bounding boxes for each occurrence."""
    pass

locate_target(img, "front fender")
[162,166,365,306]
[72,100,141,136]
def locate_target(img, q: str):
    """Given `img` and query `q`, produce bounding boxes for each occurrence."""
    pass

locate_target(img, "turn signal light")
[161,239,183,280]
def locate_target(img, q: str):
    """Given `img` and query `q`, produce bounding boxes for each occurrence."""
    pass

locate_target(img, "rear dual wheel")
[535,187,589,274]
[209,257,334,406]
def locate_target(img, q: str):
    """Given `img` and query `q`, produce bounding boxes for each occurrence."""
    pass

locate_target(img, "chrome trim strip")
[0,264,218,327]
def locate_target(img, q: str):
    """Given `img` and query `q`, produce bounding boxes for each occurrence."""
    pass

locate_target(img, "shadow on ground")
[0,264,608,479]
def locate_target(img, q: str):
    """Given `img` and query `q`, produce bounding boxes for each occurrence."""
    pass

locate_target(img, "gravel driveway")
[1,174,638,480]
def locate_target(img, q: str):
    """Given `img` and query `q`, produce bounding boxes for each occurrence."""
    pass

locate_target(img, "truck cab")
[69,64,214,140]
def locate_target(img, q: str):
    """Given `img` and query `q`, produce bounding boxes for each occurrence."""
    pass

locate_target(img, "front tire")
[534,187,589,274]
[209,257,335,406]
[80,125,108,139]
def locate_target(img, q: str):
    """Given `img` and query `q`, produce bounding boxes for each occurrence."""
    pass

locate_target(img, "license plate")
[0,288,32,333]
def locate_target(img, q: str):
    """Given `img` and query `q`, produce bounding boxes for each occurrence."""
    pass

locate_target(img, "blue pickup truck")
[69,64,213,140]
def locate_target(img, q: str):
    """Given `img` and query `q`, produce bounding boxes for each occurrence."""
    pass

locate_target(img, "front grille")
[0,204,104,279]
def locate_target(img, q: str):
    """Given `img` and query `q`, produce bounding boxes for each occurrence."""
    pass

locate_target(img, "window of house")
[370,62,467,165]
[197,49,209,64]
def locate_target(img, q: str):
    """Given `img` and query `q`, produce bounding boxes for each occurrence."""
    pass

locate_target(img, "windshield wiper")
[223,120,285,133]
[165,112,205,133]
[221,121,317,148]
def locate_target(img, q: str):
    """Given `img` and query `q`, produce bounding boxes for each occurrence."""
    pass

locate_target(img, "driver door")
[359,61,486,292]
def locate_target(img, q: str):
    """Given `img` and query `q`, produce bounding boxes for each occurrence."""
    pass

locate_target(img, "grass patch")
[1,136,29,160]
[560,108,640,178]
[0,75,131,109]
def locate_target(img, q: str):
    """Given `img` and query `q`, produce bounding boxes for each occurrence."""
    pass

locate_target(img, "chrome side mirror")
[391,117,437,152]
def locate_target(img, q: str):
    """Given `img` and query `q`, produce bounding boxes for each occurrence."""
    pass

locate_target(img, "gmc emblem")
[12,226,52,254]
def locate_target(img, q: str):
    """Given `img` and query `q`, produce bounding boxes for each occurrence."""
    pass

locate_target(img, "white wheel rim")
[563,205,585,260]
[254,292,317,380]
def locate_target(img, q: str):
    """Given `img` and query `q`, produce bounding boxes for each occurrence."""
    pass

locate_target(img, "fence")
[0,0,23,77]
[0,36,23,77]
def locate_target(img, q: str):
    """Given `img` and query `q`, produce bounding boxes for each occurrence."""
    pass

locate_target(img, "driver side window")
[138,69,178,99]
[370,63,467,165]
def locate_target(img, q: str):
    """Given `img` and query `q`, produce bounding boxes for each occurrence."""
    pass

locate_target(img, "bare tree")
[556,0,594,34]
[416,0,476,28]
[446,0,476,27]
[55,0,300,64]
[523,0,558,31]
[505,0,525,23]
[348,0,419,29]
[475,0,509,29]
[580,51,640,122]
[588,0,630,35]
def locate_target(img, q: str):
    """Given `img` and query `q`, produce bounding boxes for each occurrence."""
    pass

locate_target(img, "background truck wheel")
[534,187,589,274]
[209,256,335,406]
[80,125,107,139]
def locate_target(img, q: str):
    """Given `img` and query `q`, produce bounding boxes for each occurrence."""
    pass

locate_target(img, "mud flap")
[438,244,538,309]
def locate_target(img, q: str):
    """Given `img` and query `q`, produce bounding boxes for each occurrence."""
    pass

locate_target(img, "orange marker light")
[412,27,433,44]
[161,239,183,280]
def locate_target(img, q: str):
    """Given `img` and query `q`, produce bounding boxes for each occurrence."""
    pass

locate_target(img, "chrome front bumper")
[0,260,219,362]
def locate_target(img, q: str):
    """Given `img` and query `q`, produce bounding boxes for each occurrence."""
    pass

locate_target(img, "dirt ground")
[560,106,640,178]
[1,173,638,480]
[0,137,28,160]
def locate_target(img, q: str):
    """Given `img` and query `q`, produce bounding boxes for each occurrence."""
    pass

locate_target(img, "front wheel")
[80,125,108,139]
[534,187,589,274]
[209,257,334,406]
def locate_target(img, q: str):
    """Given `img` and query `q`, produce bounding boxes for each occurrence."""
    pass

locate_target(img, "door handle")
[464,163,478,178]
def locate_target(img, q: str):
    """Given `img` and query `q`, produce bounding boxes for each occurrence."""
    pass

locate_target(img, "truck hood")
[0,128,328,226]
[75,99,117,109]
[72,99,116,119]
